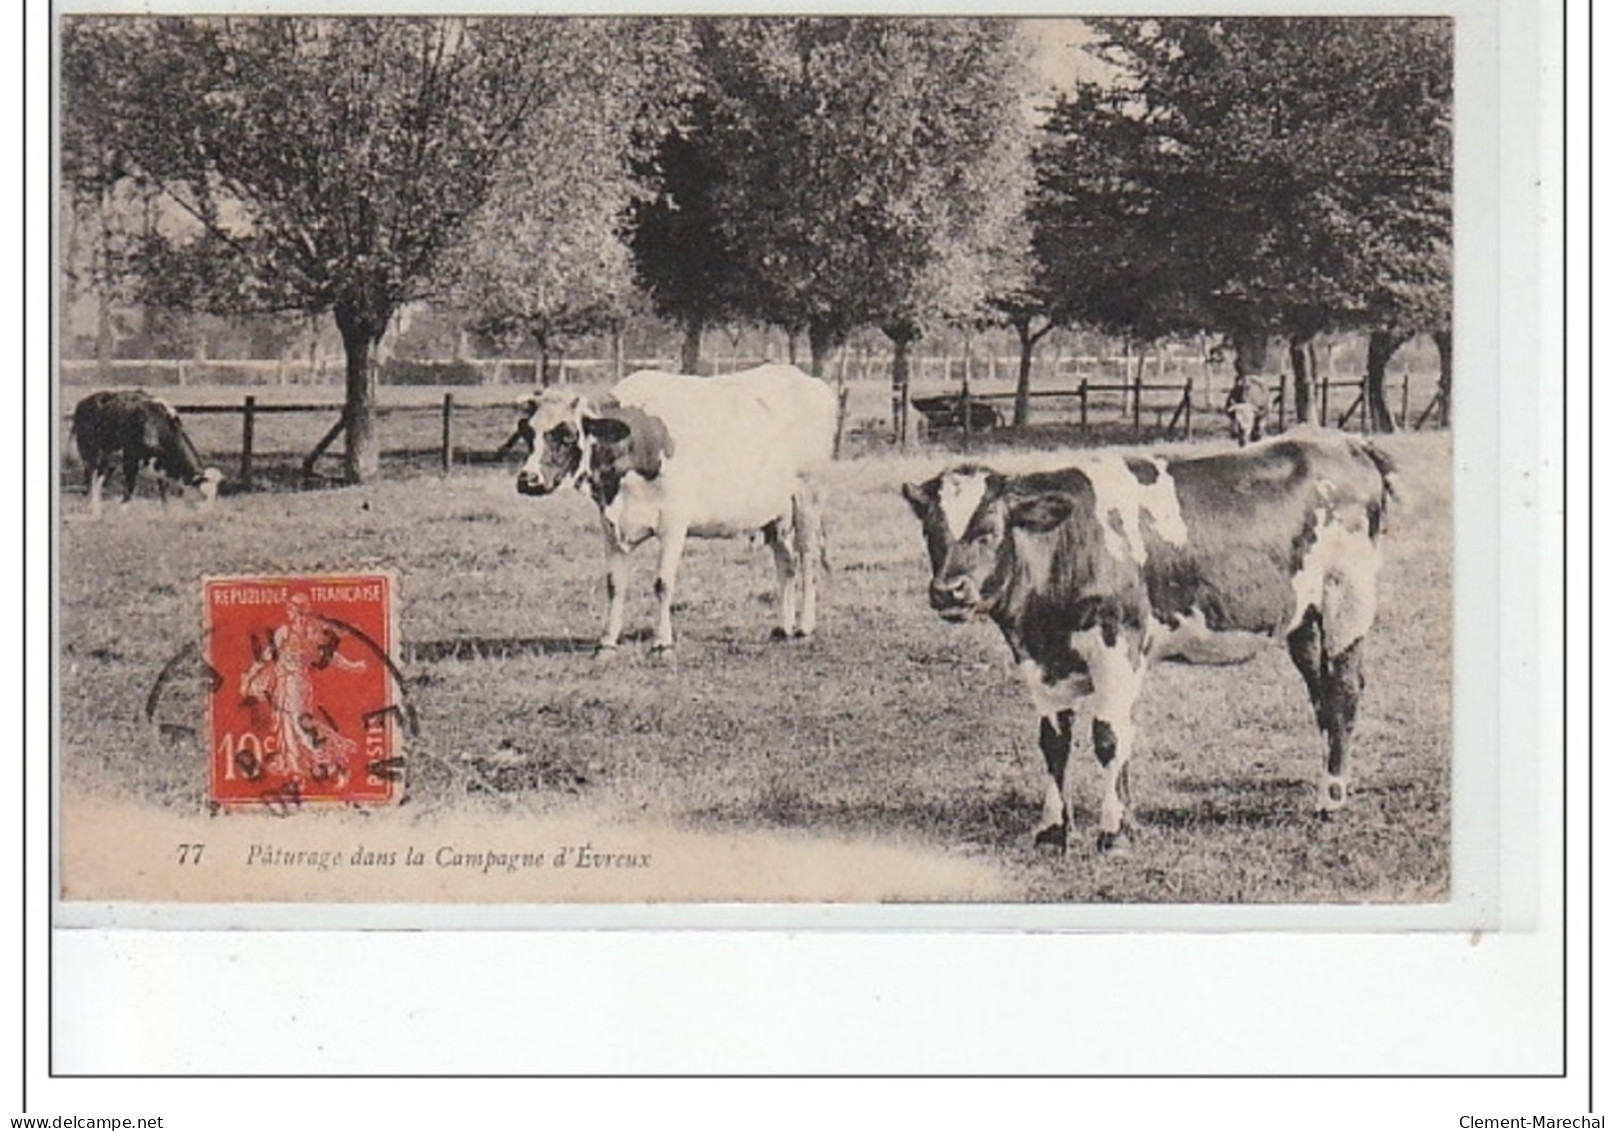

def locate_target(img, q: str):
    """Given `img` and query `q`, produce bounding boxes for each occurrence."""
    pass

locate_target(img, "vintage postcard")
[49,10,1519,931]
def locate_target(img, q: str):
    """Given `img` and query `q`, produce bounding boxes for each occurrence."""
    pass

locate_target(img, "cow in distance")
[71,389,222,517]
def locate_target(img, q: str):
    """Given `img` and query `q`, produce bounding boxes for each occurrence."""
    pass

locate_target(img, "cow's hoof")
[1314,778,1348,816]
[592,644,620,661]
[649,642,676,658]
[1033,824,1068,853]
[1095,829,1123,853]
[769,627,791,642]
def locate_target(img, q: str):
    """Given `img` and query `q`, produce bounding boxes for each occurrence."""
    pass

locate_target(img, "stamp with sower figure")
[204,574,403,809]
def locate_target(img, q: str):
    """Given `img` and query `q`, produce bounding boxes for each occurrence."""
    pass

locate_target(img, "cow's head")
[515,390,594,496]
[902,465,1075,622]
[195,466,223,501]
[150,398,222,500]
[1228,402,1261,446]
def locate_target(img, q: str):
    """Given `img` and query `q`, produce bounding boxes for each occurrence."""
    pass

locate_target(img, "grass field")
[56,420,1451,904]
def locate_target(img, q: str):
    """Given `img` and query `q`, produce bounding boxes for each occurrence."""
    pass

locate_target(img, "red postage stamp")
[204,573,401,809]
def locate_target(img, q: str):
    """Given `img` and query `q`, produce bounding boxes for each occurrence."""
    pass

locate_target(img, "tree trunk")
[536,334,552,388]
[1232,329,1268,379]
[1010,318,1055,431]
[1289,333,1318,426]
[95,187,114,385]
[335,303,388,485]
[886,324,916,447]
[808,322,842,380]
[1364,329,1413,433]
[1433,328,1453,427]
[681,320,702,375]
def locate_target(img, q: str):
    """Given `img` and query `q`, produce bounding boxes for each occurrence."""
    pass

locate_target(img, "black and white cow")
[71,390,222,516]
[516,364,838,653]
[902,432,1401,852]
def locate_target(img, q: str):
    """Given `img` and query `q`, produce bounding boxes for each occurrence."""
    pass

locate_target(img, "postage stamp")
[204,574,402,810]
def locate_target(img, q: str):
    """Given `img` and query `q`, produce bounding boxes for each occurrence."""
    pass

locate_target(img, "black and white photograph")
[52,13,1466,911]
[27,0,1578,1102]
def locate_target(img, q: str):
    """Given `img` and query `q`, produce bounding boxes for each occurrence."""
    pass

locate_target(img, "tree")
[688,18,1032,440]
[627,92,753,374]
[61,17,690,482]
[443,42,674,386]
[1041,18,1452,427]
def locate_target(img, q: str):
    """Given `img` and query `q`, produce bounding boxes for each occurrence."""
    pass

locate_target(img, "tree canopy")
[627,17,1034,382]
[61,16,691,479]
[1037,17,1452,420]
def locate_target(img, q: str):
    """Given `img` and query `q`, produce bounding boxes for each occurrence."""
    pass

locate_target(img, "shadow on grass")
[693,786,1047,849]
[692,774,1336,848]
[404,633,625,663]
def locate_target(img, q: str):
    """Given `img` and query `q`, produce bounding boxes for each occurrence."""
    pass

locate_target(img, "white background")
[12,0,1595,1125]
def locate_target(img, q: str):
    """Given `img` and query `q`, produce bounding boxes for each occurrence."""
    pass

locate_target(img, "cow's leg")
[1315,640,1365,812]
[766,519,801,640]
[1034,708,1074,851]
[87,462,108,518]
[651,523,689,652]
[792,482,823,638]
[1083,630,1148,852]
[598,528,630,654]
[1290,625,1372,814]
[1290,525,1379,812]
[120,451,142,505]
[1287,608,1338,809]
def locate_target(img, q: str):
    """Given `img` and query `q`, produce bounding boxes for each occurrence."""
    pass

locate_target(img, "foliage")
[60,16,691,476]
[444,23,699,377]
[626,91,752,358]
[683,18,1035,368]
[1038,17,1452,346]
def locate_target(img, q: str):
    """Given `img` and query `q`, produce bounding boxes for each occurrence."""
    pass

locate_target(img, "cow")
[515,364,838,654]
[902,431,1401,853]
[1225,375,1271,446]
[70,390,222,517]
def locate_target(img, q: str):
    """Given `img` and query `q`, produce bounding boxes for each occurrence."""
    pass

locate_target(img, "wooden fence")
[84,395,509,488]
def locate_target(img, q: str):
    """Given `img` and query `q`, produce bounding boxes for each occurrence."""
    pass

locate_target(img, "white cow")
[515,365,837,654]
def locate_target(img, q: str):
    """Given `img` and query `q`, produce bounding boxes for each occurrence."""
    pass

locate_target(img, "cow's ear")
[582,416,632,444]
[900,482,931,519]
[1008,493,1074,533]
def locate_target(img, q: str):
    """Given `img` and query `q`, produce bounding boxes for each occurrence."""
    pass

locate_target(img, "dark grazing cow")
[516,365,838,653]
[71,390,222,516]
[902,432,1401,852]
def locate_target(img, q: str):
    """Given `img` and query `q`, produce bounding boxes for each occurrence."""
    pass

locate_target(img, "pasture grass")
[56,425,1451,903]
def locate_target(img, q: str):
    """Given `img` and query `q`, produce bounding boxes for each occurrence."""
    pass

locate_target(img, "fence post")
[239,395,256,490]
[1079,378,1089,437]
[1132,372,1143,439]
[1277,371,1288,431]
[1320,376,1330,426]
[1401,372,1410,429]
[1183,378,1194,440]
[440,393,454,475]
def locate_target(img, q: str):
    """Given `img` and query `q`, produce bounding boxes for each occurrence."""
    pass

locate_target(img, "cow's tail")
[1358,440,1407,532]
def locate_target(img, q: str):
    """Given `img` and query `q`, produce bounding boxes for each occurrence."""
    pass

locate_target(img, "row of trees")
[61,16,1452,483]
